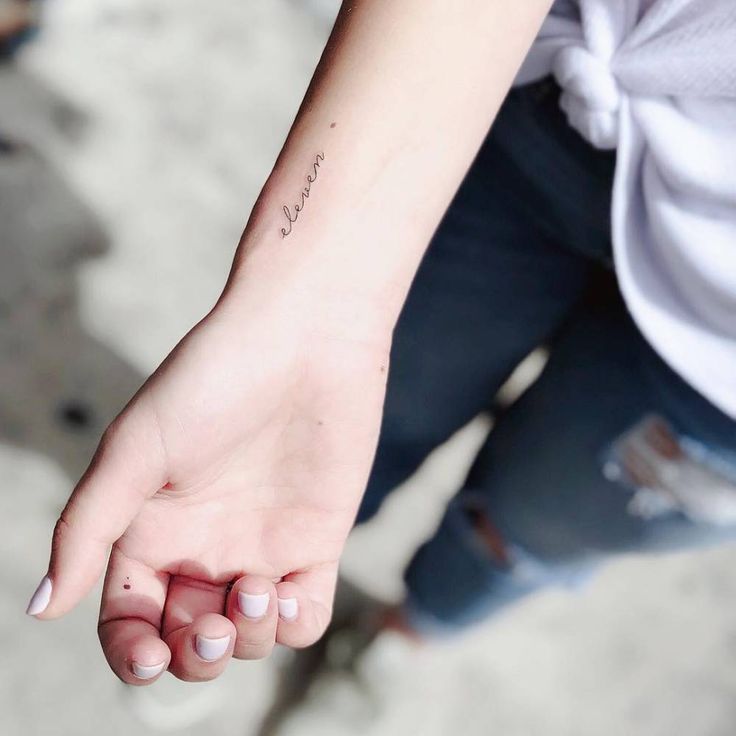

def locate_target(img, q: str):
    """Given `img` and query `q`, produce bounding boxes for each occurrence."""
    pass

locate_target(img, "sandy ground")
[3,1,736,734]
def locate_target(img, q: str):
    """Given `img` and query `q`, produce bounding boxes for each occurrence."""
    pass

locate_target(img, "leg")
[359,81,616,521]
[404,283,736,630]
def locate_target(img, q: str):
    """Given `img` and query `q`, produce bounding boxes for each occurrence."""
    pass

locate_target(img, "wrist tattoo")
[280,152,325,238]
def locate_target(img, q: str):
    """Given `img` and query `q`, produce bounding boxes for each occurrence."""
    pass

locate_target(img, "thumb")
[27,406,167,619]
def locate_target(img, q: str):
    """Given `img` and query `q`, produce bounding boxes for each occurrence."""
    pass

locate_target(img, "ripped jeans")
[356,79,736,632]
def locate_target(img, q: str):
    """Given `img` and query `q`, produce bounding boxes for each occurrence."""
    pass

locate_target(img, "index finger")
[98,546,171,685]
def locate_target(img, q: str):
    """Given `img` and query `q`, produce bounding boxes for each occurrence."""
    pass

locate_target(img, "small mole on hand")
[330,122,337,129]
[123,584,131,590]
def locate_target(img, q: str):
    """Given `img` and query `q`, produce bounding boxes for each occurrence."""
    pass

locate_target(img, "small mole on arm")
[123,584,131,590]
[330,122,337,129]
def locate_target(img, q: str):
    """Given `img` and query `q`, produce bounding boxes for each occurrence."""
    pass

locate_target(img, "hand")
[27,267,391,684]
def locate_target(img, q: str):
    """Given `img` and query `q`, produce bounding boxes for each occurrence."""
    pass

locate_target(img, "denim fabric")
[357,79,736,631]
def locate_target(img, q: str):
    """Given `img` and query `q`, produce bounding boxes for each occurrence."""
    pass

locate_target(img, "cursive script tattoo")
[280,152,325,238]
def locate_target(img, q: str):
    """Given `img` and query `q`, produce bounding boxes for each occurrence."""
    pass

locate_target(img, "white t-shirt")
[518,0,736,418]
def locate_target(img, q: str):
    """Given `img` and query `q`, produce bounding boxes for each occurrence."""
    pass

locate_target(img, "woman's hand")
[29,268,391,683]
[26,0,551,684]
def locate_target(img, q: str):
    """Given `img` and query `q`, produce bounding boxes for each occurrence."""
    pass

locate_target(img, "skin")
[30,0,553,684]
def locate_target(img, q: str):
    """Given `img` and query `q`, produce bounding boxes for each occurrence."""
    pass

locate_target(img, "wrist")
[222,229,400,350]
[220,145,434,348]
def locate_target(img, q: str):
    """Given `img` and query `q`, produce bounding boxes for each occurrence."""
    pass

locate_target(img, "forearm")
[227,0,552,339]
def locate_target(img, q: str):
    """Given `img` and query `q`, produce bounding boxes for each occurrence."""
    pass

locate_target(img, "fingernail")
[26,576,52,616]
[238,591,269,620]
[278,597,298,621]
[132,661,167,680]
[195,634,231,662]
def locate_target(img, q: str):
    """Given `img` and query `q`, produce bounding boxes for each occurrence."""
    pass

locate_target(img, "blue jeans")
[357,80,736,632]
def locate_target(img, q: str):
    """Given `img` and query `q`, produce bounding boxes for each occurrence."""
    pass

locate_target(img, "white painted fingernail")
[132,661,167,680]
[238,591,269,619]
[278,597,298,621]
[195,634,231,662]
[26,576,52,616]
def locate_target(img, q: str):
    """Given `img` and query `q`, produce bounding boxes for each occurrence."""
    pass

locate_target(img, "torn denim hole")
[461,497,550,585]
[602,414,736,526]
[463,498,510,567]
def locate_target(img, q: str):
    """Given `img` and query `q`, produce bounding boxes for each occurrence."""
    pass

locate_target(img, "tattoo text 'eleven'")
[280,152,325,238]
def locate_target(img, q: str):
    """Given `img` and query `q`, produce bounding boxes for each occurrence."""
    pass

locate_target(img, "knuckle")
[233,638,275,660]
[279,628,320,650]
[98,420,123,455]
[167,664,216,683]
[233,646,273,661]
[51,514,73,551]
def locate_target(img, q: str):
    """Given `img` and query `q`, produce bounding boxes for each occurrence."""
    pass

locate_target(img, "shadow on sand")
[0,63,143,482]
